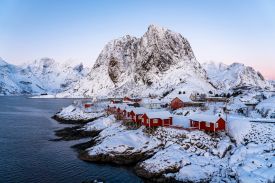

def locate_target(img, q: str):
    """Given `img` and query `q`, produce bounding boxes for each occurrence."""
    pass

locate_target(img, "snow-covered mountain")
[0,57,89,95]
[0,57,44,95]
[58,25,215,98]
[203,61,272,90]
[22,58,89,93]
[1,25,273,97]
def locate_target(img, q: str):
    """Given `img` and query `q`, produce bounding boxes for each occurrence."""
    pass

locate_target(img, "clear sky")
[0,0,274,79]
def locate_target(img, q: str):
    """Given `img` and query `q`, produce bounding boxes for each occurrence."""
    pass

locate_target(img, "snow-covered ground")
[81,112,275,182]
[55,103,105,121]
[87,124,161,158]
[256,96,275,118]
[83,115,116,131]
[229,122,275,183]
[53,92,275,182]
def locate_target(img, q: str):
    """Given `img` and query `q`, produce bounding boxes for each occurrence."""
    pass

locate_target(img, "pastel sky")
[0,0,274,79]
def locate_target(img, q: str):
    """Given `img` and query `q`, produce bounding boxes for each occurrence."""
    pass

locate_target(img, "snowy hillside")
[22,58,89,93]
[0,57,44,95]
[0,57,89,95]
[58,25,215,98]
[269,80,275,88]
[203,61,272,91]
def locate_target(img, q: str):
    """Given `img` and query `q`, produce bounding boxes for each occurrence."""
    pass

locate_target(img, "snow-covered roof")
[207,96,226,99]
[109,103,130,110]
[108,103,117,108]
[131,107,150,114]
[174,95,192,102]
[144,111,172,119]
[141,98,163,104]
[119,104,132,110]
[189,114,225,123]
[172,115,190,128]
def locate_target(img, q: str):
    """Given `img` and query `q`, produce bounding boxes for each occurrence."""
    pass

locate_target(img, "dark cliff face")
[134,25,197,85]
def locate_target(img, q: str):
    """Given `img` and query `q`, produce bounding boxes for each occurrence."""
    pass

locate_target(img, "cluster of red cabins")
[107,104,172,127]
[106,98,226,132]
[189,114,226,132]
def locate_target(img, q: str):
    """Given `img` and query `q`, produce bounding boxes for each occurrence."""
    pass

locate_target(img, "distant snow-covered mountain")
[203,61,272,90]
[269,80,275,88]
[22,58,89,93]
[0,57,89,95]
[0,57,44,95]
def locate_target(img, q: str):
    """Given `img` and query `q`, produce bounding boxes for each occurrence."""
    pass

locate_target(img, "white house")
[140,98,163,109]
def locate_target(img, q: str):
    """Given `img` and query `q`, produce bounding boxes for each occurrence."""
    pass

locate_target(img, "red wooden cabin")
[170,96,192,110]
[123,97,142,103]
[84,103,93,108]
[189,114,226,132]
[115,104,128,114]
[141,111,173,127]
[111,99,122,104]
[107,104,117,113]
[128,107,149,123]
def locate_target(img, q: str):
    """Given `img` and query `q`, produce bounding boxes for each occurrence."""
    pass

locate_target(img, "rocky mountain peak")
[0,57,8,66]
[35,57,56,68]
[146,24,168,37]
[62,25,212,97]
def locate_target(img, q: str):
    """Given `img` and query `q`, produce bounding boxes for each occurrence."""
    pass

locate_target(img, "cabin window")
[205,122,210,127]
[153,119,158,124]
[215,123,219,128]
[147,119,149,123]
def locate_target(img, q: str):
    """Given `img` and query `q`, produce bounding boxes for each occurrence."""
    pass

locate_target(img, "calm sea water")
[0,96,142,183]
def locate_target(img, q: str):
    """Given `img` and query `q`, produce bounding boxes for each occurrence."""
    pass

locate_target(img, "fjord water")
[0,96,141,183]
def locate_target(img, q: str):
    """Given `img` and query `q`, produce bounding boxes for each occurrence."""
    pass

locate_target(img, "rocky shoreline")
[52,113,103,124]
[51,112,170,181]
[54,125,101,141]
[78,147,160,165]
[51,120,221,182]
[58,127,176,182]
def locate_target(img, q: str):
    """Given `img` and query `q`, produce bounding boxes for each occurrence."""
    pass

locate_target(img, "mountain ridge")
[0,25,273,96]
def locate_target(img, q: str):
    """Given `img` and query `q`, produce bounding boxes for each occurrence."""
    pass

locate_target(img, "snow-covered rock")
[84,115,116,131]
[136,128,233,182]
[84,124,162,164]
[54,104,104,122]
